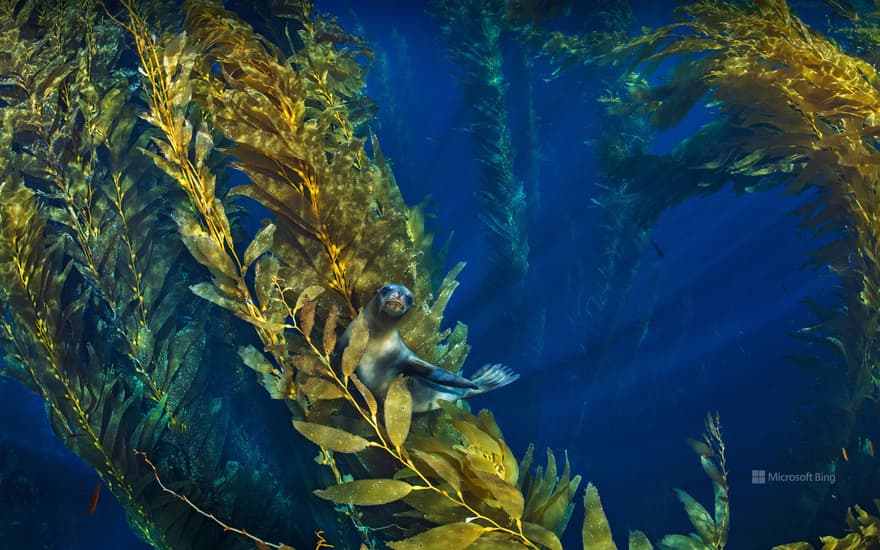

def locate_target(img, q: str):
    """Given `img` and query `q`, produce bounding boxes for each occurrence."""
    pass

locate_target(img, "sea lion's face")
[376,283,414,318]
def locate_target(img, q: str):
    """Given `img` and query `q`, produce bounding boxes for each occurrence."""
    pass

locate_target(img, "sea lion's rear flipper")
[465,363,520,396]
[402,354,479,389]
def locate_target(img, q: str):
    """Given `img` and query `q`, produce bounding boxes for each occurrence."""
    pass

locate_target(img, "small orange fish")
[868,439,875,457]
[88,481,101,517]
[842,447,849,462]
[67,433,86,440]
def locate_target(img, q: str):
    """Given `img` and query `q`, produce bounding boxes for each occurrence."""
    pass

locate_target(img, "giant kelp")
[774,499,880,549]
[121,0,580,547]
[579,414,730,550]
[515,0,880,539]
[0,0,316,547]
[597,0,880,479]
[431,0,530,282]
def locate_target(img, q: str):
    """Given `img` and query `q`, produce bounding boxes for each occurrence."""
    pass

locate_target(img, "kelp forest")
[1,0,880,548]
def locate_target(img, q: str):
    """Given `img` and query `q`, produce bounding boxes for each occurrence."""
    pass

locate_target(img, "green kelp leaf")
[657,534,711,550]
[351,375,378,420]
[699,456,726,486]
[713,482,729,547]
[300,297,317,337]
[770,544,813,550]
[582,483,617,550]
[243,223,275,267]
[385,376,412,450]
[254,253,280,310]
[292,420,372,453]
[314,479,413,506]
[673,489,715,544]
[190,282,244,314]
[522,522,563,550]
[238,345,277,375]
[687,438,714,457]
[323,303,338,356]
[411,448,462,496]
[629,530,653,550]
[180,230,238,279]
[342,315,369,377]
[387,522,487,550]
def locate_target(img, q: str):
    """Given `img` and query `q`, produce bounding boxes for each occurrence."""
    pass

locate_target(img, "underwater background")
[1,0,879,549]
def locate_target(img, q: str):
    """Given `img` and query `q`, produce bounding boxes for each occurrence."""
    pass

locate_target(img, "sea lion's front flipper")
[402,354,479,389]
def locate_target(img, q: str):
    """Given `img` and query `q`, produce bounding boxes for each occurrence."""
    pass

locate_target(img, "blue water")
[0,1,872,548]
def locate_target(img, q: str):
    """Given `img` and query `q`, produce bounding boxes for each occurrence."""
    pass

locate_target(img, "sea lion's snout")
[378,283,413,317]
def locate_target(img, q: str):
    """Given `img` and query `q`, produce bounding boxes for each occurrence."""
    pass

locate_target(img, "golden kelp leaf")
[402,486,469,523]
[323,303,338,357]
[522,522,563,550]
[314,479,413,506]
[293,355,324,376]
[411,448,462,496]
[770,544,813,550]
[300,297,317,337]
[351,374,378,420]
[292,420,372,453]
[342,315,369,377]
[387,522,487,550]
[294,286,325,317]
[465,461,524,520]
[451,418,503,459]
[466,537,531,549]
[238,345,277,374]
[628,530,653,550]
[582,483,617,550]
[194,122,214,170]
[243,223,276,267]
[298,373,345,401]
[385,376,412,450]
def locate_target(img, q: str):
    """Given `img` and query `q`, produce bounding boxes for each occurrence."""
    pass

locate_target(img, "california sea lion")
[337,283,519,413]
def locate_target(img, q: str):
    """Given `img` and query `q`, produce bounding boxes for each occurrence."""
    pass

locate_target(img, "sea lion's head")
[375,283,414,319]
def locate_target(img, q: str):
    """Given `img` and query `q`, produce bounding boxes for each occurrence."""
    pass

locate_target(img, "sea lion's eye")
[380,285,391,295]
[405,294,413,305]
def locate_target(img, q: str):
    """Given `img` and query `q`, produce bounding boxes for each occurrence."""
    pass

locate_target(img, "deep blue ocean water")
[0,1,874,549]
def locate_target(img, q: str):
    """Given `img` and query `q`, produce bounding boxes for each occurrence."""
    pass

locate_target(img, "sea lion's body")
[337,283,518,413]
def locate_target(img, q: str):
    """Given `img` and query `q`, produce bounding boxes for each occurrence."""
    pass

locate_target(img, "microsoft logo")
[752,469,766,484]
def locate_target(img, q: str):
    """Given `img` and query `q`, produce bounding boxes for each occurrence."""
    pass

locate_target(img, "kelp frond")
[431,0,530,281]
[122,0,520,546]
[579,413,729,550]
[660,412,728,550]
[774,499,880,549]
[290,303,553,549]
